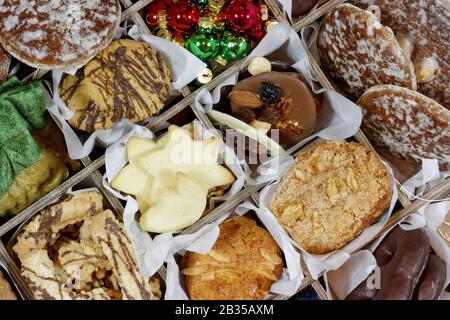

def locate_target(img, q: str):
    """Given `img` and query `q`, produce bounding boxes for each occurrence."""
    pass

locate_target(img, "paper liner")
[258,152,399,280]
[102,120,246,278]
[48,24,206,159]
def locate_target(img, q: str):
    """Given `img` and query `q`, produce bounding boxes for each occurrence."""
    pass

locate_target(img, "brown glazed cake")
[0,0,121,69]
[317,4,416,98]
[180,216,283,300]
[13,192,161,300]
[270,141,392,254]
[358,85,450,170]
[351,0,450,109]
[59,39,171,132]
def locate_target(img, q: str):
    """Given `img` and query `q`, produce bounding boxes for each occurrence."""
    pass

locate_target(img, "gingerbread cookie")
[351,0,450,108]
[59,39,171,132]
[180,216,283,300]
[0,0,121,69]
[317,4,416,98]
[0,45,10,83]
[270,141,392,254]
[358,85,450,170]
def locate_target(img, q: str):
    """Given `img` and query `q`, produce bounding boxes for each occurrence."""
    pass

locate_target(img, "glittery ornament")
[187,33,220,60]
[187,0,208,6]
[145,0,172,29]
[249,21,265,41]
[166,1,200,34]
[199,10,225,33]
[208,0,226,13]
[225,0,260,32]
[215,31,250,65]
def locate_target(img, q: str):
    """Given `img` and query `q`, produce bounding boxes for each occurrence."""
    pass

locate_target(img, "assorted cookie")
[358,85,450,170]
[318,4,416,98]
[180,216,283,300]
[12,192,161,300]
[270,141,392,254]
[0,270,17,300]
[351,0,450,108]
[59,39,171,132]
[0,0,121,70]
[345,227,447,300]
[111,125,235,233]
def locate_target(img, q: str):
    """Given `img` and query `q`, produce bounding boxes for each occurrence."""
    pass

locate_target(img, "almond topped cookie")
[180,216,283,300]
[270,141,392,254]
[0,0,121,69]
[317,4,416,98]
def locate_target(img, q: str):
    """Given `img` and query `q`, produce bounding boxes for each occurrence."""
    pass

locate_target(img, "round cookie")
[357,85,450,170]
[59,39,171,132]
[351,0,450,109]
[180,216,283,300]
[0,0,121,70]
[0,45,10,83]
[230,71,317,145]
[270,141,392,254]
[317,4,416,98]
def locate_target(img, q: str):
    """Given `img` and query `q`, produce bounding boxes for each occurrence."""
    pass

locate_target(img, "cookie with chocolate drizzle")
[59,39,171,132]
[13,192,161,300]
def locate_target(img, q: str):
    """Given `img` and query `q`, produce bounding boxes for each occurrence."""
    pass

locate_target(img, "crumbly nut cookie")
[180,216,283,300]
[317,4,416,98]
[270,141,392,254]
[351,0,450,108]
[59,39,171,132]
[0,0,121,70]
[358,85,450,170]
[0,270,17,300]
[13,192,161,300]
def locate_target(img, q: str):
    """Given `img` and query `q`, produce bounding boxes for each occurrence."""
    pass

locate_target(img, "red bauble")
[166,1,200,34]
[145,0,172,29]
[249,21,265,41]
[225,0,260,33]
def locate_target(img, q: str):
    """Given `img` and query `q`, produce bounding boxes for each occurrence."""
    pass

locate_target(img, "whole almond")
[229,90,263,108]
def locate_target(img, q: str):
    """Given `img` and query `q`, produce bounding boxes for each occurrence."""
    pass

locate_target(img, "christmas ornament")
[187,0,208,6]
[166,1,200,34]
[145,0,172,29]
[187,33,220,60]
[225,0,260,32]
[215,31,250,65]
[208,0,226,13]
[199,10,225,33]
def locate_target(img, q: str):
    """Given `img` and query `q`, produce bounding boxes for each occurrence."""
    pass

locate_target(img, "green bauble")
[187,33,220,61]
[215,32,250,65]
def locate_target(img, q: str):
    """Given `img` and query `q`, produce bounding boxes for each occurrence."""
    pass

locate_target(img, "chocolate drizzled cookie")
[59,39,171,132]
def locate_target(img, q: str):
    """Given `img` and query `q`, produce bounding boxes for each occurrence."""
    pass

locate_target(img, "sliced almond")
[208,249,231,263]
[200,271,216,282]
[260,248,282,265]
[229,90,263,108]
[181,265,208,276]
[346,169,358,191]
[415,58,438,83]
[256,270,278,281]
[250,119,272,134]
[327,179,338,197]
[215,269,242,279]
[279,204,304,224]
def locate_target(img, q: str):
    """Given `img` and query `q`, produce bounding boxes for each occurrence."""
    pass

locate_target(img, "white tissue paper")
[102,120,246,278]
[401,158,450,201]
[48,25,206,159]
[325,200,450,300]
[258,157,398,281]
[193,23,362,183]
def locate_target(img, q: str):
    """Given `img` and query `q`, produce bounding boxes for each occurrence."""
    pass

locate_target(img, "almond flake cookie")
[270,141,392,254]
[317,4,416,98]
